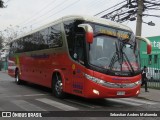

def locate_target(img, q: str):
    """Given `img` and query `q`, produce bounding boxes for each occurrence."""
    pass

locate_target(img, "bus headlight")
[84,74,141,88]
[134,80,141,85]
[84,74,104,84]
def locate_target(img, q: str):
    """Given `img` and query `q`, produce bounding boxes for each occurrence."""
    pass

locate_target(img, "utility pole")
[136,0,144,47]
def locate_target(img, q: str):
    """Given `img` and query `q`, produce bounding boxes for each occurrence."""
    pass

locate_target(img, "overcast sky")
[0,0,160,37]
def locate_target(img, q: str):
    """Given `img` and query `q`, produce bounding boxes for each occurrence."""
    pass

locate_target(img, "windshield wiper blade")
[108,52,118,70]
[123,52,135,74]
[108,41,121,70]
[108,41,135,74]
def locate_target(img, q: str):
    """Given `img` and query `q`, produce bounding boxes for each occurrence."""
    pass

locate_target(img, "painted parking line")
[107,98,142,106]
[36,98,79,111]
[64,99,96,108]
[120,98,158,105]
[3,94,48,98]
[107,97,158,106]
[12,100,46,111]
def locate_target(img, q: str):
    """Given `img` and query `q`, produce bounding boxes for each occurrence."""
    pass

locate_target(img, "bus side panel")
[8,57,16,78]
[11,49,74,94]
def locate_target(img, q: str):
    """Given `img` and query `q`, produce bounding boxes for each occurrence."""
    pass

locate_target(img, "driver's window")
[74,34,85,64]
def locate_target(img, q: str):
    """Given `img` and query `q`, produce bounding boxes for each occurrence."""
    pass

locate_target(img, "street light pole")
[136,0,144,47]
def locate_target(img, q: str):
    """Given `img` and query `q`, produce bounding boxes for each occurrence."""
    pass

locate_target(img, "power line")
[31,0,80,27]
[18,0,58,26]
[94,0,126,16]
[86,0,106,10]
[2,0,11,5]
[15,0,115,33]
[20,0,110,29]
[95,0,160,23]
[5,0,11,3]
[20,0,69,28]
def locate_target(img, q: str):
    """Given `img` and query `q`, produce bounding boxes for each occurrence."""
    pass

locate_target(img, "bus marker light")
[93,89,99,95]
[72,64,76,70]
[136,90,140,94]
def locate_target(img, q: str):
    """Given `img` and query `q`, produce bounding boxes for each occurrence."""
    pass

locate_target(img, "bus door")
[71,34,86,96]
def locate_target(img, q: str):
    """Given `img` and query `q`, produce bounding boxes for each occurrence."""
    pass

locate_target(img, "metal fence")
[141,58,160,89]
[0,61,8,71]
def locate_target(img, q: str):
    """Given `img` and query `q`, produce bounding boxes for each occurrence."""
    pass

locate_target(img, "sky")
[0,0,160,37]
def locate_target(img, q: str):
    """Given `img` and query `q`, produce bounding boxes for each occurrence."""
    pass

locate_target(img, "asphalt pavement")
[138,88,160,102]
[0,70,160,120]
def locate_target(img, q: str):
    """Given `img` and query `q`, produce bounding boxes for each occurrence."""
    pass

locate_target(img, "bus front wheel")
[52,73,65,98]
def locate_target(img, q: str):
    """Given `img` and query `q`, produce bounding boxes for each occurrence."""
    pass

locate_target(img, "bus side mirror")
[136,36,152,54]
[78,24,93,44]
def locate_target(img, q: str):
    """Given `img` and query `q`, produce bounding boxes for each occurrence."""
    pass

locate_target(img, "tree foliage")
[0,36,4,50]
[0,0,4,8]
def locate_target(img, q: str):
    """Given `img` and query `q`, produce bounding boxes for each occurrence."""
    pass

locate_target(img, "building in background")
[140,36,160,80]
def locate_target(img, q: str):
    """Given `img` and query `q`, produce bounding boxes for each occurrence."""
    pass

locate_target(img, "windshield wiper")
[108,41,135,74]
[123,52,135,74]
[108,42,119,70]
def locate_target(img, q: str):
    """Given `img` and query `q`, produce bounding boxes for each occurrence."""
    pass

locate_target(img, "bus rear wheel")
[52,73,65,98]
[15,70,22,85]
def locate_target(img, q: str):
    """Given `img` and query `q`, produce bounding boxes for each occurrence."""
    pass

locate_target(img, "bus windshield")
[89,24,140,73]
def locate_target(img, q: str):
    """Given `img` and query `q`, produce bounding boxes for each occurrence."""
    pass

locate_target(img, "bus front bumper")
[84,81,141,98]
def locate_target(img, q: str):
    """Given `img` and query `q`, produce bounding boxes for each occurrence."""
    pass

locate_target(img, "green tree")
[0,36,3,50]
[0,0,4,8]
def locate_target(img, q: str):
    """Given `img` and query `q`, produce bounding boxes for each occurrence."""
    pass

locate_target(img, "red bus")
[8,15,151,98]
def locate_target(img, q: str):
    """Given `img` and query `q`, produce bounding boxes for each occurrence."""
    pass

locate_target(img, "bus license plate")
[117,91,125,95]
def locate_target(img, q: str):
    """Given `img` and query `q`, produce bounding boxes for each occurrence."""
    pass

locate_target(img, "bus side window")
[64,20,85,64]
[63,20,74,58]
[74,34,85,64]
[48,24,63,48]
[9,43,13,57]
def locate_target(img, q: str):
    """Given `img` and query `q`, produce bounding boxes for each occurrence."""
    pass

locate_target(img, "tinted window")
[48,24,63,48]
[9,23,63,53]
[39,28,49,49]
[23,35,33,52]
[63,20,84,59]
[9,42,15,56]
[63,20,74,57]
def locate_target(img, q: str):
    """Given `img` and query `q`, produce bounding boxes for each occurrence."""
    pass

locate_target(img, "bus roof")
[62,15,132,31]
[12,15,133,41]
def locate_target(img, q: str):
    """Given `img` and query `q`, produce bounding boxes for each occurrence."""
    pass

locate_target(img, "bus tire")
[52,73,65,98]
[15,69,22,85]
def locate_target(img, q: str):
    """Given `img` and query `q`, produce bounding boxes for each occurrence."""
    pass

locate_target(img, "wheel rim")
[55,79,63,95]
[16,73,19,83]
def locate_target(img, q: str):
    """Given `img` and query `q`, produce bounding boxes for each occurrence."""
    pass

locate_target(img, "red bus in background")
[8,15,152,98]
